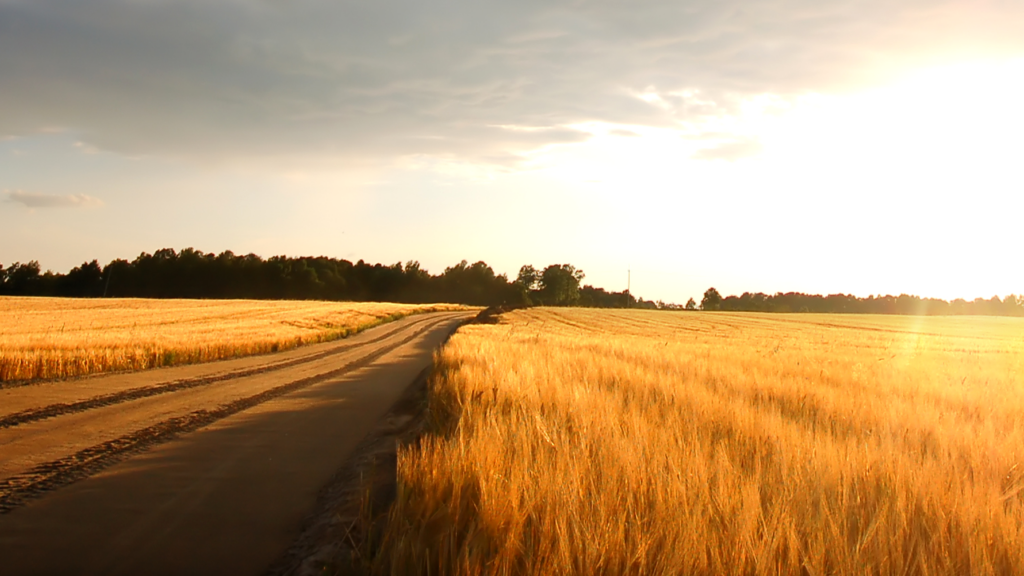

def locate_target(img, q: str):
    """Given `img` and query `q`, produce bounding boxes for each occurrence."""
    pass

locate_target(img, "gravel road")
[0,310,473,575]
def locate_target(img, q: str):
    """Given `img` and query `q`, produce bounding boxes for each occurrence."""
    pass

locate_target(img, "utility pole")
[626,268,630,308]
[103,267,113,298]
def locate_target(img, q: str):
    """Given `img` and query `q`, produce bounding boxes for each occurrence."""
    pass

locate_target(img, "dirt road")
[0,310,473,575]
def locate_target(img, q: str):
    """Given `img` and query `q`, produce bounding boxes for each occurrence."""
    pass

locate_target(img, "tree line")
[696,287,1024,316]
[0,248,649,308]
[2,249,1019,315]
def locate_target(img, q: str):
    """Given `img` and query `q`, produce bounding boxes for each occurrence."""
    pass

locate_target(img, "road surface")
[0,310,473,575]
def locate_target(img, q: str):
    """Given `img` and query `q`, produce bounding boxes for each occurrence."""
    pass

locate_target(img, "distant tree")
[516,265,540,291]
[700,287,722,311]
[539,264,585,306]
[513,265,540,305]
[403,260,427,280]
[438,260,517,305]
[3,261,43,295]
[15,246,1024,316]
[635,298,657,310]
[58,260,104,297]
[988,295,1004,316]
[1004,294,1023,316]
[579,285,635,308]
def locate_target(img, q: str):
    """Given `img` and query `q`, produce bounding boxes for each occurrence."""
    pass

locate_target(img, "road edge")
[0,305,471,390]
[265,307,502,576]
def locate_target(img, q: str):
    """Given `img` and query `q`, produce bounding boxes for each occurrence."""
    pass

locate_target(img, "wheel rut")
[0,313,446,430]
[0,317,451,513]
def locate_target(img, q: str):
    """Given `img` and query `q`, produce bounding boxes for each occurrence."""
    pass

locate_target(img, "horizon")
[2,0,1022,304]
[2,246,1017,306]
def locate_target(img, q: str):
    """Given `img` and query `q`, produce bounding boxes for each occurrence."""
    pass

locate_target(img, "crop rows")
[0,297,464,382]
[374,308,1024,575]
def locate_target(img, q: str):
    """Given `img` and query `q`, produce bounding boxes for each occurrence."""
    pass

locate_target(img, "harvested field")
[0,297,465,382]
[375,308,1024,575]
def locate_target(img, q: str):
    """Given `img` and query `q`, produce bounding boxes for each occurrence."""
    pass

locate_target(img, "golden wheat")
[0,297,465,382]
[376,308,1024,575]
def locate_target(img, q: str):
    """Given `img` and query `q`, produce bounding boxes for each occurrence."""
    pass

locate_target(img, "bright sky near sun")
[2,0,1022,303]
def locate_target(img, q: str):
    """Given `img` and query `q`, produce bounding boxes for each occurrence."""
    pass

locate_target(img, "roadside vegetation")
[372,308,1024,575]
[0,297,464,382]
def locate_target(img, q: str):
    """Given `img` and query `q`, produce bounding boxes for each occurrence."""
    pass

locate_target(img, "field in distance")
[0,297,467,383]
[376,308,1024,575]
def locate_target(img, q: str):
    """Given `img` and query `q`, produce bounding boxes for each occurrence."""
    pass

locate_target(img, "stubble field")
[374,308,1024,575]
[0,297,465,383]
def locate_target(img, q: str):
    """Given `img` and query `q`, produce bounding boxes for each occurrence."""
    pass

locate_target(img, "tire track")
[0,313,454,430]
[0,316,462,513]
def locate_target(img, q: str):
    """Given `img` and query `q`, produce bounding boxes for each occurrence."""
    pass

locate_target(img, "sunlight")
[752,58,1024,299]
[763,58,1024,173]
[507,57,1024,300]
[527,57,1024,188]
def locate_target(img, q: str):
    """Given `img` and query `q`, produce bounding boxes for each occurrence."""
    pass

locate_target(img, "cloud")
[0,0,1021,166]
[5,190,103,208]
[692,138,763,161]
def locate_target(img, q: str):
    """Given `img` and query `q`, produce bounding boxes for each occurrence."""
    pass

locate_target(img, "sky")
[2,0,1023,304]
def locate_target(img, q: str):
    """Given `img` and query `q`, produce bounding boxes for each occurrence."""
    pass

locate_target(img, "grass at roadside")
[372,308,1024,575]
[0,297,467,383]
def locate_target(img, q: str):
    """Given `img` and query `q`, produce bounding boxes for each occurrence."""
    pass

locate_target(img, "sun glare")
[765,58,1024,171]
[511,58,1024,301]
[532,58,1024,180]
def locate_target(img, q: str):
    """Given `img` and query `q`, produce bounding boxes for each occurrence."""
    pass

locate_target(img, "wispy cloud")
[5,190,103,208]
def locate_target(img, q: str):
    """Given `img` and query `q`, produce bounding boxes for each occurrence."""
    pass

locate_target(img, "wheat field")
[0,297,464,382]
[374,308,1024,575]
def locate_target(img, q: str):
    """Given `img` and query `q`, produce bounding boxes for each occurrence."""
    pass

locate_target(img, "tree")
[539,264,585,306]
[514,265,540,305]
[58,260,104,297]
[701,287,722,311]
[516,265,540,291]
[1004,294,1023,316]
[685,298,697,310]
[3,261,43,295]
